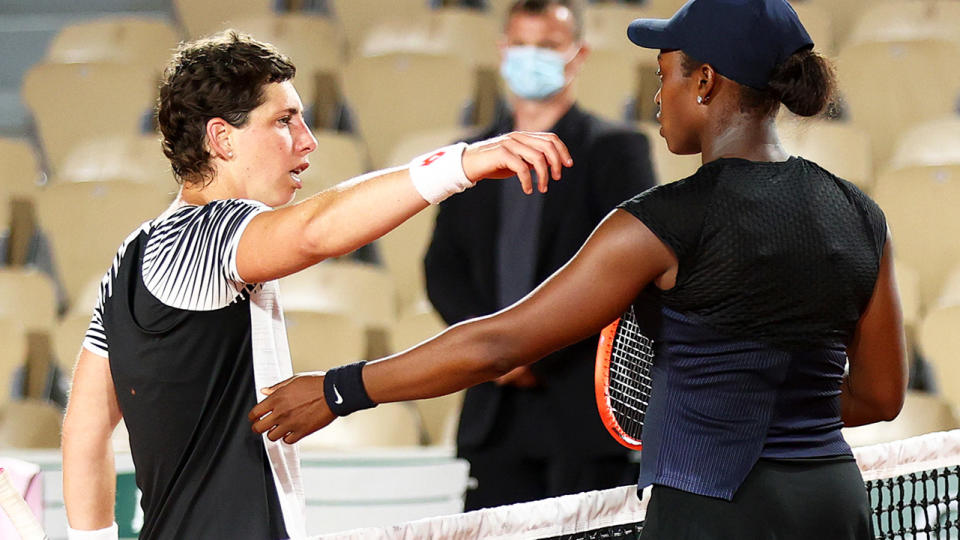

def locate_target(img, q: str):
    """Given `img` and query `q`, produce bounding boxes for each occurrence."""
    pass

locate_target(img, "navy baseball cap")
[627,0,813,89]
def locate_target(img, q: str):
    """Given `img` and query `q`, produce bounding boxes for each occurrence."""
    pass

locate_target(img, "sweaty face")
[227,81,318,207]
[655,50,703,155]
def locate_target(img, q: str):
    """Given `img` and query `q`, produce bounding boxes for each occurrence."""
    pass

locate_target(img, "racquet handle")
[0,468,47,540]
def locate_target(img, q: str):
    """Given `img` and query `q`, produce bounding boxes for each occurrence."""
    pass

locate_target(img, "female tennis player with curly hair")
[252,2,906,537]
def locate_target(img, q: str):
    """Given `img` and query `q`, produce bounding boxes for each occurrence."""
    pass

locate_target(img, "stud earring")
[697,96,703,104]
[227,151,233,158]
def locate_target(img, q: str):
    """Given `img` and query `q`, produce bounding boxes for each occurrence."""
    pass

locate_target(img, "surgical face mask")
[500,45,576,101]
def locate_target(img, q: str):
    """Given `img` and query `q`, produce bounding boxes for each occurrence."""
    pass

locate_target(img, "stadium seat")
[0,399,62,449]
[583,4,658,65]
[872,165,960,308]
[0,317,28,408]
[777,118,873,192]
[384,126,471,169]
[172,0,275,38]
[429,8,501,71]
[329,0,432,54]
[22,62,158,175]
[279,261,397,330]
[56,134,173,190]
[296,402,422,449]
[790,2,835,56]
[0,138,43,202]
[284,310,366,373]
[635,121,702,184]
[917,305,960,414]
[843,390,960,447]
[893,259,922,329]
[34,180,172,310]
[835,39,960,170]
[340,52,474,169]
[229,14,345,111]
[576,49,641,122]
[800,0,873,52]
[0,269,57,334]
[846,0,960,48]
[937,263,960,308]
[376,206,439,313]
[887,117,960,174]
[45,16,182,72]
[51,313,89,377]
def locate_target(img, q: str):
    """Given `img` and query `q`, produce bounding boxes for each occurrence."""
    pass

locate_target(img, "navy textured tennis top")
[618,157,887,500]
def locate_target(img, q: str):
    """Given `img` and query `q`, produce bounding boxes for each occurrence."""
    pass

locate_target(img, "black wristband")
[323,361,377,417]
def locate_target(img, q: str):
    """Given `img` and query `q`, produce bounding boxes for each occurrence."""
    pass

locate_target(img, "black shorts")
[639,457,874,540]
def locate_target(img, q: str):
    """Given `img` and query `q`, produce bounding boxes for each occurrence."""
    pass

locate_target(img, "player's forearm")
[297,166,429,258]
[62,425,116,530]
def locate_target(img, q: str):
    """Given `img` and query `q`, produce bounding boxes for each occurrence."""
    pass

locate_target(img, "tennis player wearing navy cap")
[253,2,906,538]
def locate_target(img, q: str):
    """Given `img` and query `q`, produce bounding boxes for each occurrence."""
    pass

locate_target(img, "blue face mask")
[500,46,572,101]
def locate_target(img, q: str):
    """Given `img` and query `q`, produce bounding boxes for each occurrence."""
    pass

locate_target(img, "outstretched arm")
[250,210,677,442]
[842,232,908,427]
[237,132,572,283]
[62,348,122,535]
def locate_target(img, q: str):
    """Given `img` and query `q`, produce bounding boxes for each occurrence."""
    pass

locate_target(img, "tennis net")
[313,429,960,539]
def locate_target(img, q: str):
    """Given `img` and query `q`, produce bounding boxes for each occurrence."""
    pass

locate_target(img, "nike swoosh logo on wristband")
[333,384,344,405]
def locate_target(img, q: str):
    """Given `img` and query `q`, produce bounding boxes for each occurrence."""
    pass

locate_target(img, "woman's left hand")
[249,373,334,444]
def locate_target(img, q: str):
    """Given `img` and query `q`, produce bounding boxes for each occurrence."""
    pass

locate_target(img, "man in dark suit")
[424,0,657,510]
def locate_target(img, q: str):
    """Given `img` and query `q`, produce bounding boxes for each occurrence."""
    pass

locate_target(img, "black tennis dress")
[618,157,886,539]
[84,199,306,539]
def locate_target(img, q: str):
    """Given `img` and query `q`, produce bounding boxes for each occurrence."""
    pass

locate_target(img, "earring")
[227,151,233,158]
[697,96,703,104]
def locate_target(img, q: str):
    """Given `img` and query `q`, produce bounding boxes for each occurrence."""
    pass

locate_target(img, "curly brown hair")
[157,30,296,185]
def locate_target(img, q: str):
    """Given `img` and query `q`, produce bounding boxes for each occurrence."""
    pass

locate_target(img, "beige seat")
[51,312,91,376]
[56,134,174,191]
[887,117,960,174]
[279,261,397,330]
[172,0,275,38]
[377,207,439,313]
[0,399,62,449]
[576,49,641,122]
[918,305,960,413]
[583,4,659,66]
[635,121,702,184]
[22,62,158,174]
[229,14,345,110]
[45,16,182,72]
[297,402,422,449]
[847,0,960,48]
[284,310,366,373]
[894,259,922,329]
[341,52,475,169]
[429,8,501,71]
[294,131,368,197]
[34,180,172,309]
[0,268,57,334]
[777,118,873,191]
[0,318,28,408]
[791,3,835,56]
[937,263,960,308]
[835,39,960,169]
[843,390,960,448]
[0,138,43,202]
[872,165,960,307]
[804,0,873,51]
[329,0,432,53]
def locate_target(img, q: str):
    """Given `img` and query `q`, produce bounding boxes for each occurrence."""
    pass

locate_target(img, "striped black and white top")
[83,198,306,540]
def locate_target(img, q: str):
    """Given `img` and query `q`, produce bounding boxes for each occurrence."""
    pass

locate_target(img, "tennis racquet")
[0,468,47,540]
[594,304,655,451]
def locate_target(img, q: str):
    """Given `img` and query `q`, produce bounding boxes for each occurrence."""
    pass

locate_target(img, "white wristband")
[408,142,473,204]
[68,522,119,540]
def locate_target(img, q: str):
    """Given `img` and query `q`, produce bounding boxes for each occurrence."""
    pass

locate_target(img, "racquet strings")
[607,306,655,441]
